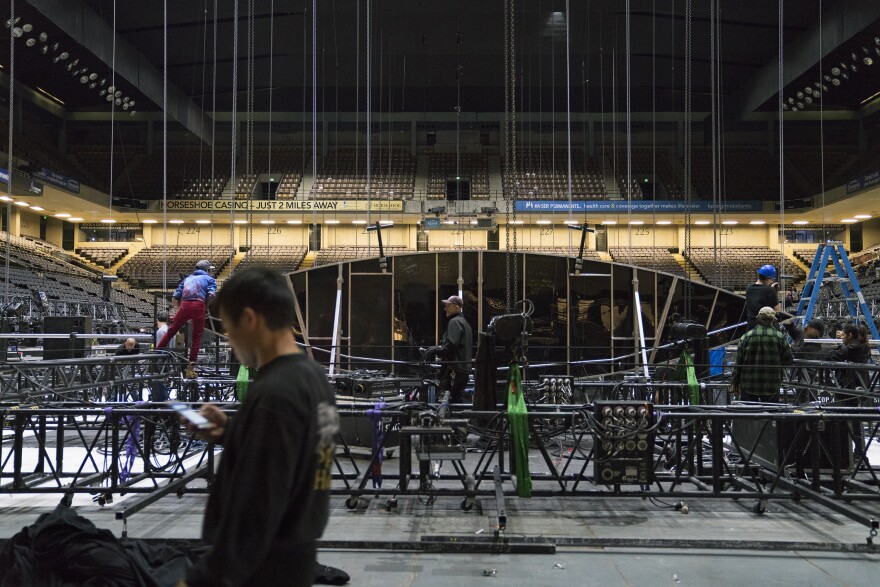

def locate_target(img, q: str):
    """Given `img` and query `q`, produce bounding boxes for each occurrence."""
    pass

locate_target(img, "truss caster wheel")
[345,496,359,510]
[385,449,395,459]
[97,495,107,507]
[460,496,474,511]
[752,500,767,515]
[385,498,398,511]
[176,489,185,499]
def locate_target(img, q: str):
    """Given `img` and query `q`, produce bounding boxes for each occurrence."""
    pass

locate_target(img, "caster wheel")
[385,449,395,459]
[385,498,398,511]
[177,489,185,499]
[460,497,474,511]
[345,496,359,510]
[97,496,106,506]
[752,500,767,515]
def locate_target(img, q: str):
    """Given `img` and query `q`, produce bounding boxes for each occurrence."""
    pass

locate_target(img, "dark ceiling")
[3,0,880,116]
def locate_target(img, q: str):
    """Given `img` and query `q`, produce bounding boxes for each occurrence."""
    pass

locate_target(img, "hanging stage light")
[88,82,96,89]
[129,111,136,116]
[99,78,106,86]
[107,85,115,93]
[851,63,858,73]
[831,77,840,86]
[122,96,129,103]
[804,96,813,104]
[796,91,804,99]
[22,24,32,33]
[796,101,804,109]
[99,89,107,96]
[787,97,795,104]
[128,101,135,107]
[38,32,47,42]
[791,107,799,112]
[41,45,48,54]
[11,27,22,38]
[863,48,874,66]
[59,51,69,60]
[122,103,129,110]
[79,75,88,83]
[114,90,121,98]
[782,103,789,110]
[841,71,849,80]
[25,38,35,47]
[88,73,97,81]
[51,42,59,52]
[115,98,122,105]
[5,17,20,28]
[831,67,841,76]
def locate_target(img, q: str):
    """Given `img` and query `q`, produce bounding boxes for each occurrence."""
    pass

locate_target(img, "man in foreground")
[179,266,339,586]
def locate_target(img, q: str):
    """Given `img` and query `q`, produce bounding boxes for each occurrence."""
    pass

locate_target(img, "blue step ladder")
[796,241,879,339]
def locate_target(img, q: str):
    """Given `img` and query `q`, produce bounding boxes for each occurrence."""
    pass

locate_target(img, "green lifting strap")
[235,365,250,401]
[506,361,532,498]
[675,350,700,405]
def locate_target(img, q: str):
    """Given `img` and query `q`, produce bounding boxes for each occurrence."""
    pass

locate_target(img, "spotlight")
[796,101,804,109]
[89,72,97,80]
[782,103,789,110]
[80,75,88,84]
[22,24,32,33]
[115,98,121,105]
[99,78,106,86]
[791,107,799,112]
[5,17,21,28]
[38,32,47,42]
[51,42,58,52]
[805,87,813,95]
[99,89,107,96]
[841,71,849,80]
[80,67,88,75]
[107,85,115,93]
[831,67,841,76]
[128,101,135,107]
[129,111,136,116]
[796,91,804,99]
[88,82,96,89]
[53,56,62,64]
[25,38,35,47]
[852,52,859,62]
[106,94,113,102]
[822,84,829,91]
[59,51,69,60]
[11,27,22,38]
[840,62,848,70]
[122,96,129,103]
[114,90,121,98]
[66,63,74,71]
[851,64,858,73]
[831,78,841,86]
[122,103,129,110]
[804,96,813,104]
[787,97,795,104]
[865,56,874,66]
[40,45,48,54]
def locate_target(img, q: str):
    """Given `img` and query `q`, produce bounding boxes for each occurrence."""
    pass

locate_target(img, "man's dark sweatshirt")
[185,353,338,587]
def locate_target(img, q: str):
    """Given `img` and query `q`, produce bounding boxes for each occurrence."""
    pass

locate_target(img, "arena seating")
[69,146,145,194]
[426,153,491,199]
[428,245,488,251]
[690,147,805,201]
[76,247,129,268]
[235,245,308,273]
[518,246,602,260]
[609,247,687,277]
[684,246,805,291]
[117,245,233,288]
[609,148,686,199]
[503,148,606,200]
[314,245,412,265]
[0,232,95,278]
[311,148,415,199]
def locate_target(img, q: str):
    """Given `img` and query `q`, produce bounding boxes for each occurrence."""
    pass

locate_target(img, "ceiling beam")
[26,0,212,144]
[735,0,880,118]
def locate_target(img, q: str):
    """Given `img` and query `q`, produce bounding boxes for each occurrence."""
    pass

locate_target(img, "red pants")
[157,300,206,363]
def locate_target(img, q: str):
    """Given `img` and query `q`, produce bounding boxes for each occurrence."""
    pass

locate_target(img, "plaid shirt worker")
[732,324,794,399]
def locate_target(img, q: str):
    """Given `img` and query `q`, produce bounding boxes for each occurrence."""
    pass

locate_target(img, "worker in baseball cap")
[439,294,473,404]
[744,264,781,330]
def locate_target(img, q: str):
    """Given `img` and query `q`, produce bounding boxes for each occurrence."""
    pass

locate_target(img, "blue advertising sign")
[33,168,81,194]
[422,217,441,228]
[846,170,880,195]
[514,199,763,213]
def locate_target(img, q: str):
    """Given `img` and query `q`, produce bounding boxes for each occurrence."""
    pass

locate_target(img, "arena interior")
[1,1,880,585]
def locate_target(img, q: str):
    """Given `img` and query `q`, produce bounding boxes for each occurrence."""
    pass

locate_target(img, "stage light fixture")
[804,96,813,104]
[11,27,22,38]
[129,111,136,116]
[791,107,799,112]
[831,78,840,87]
[796,102,804,109]
[107,85,115,93]
[106,95,114,102]
[122,103,129,110]
[99,78,106,86]
[782,104,789,110]
[805,87,813,95]
[5,17,20,28]
[59,51,68,60]
[831,67,841,76]
[115,98,122,105]
[40,45,48,54]
[99,89,107,96]
[841,62,849,70]
[841,71,849,80]
[25,38,35,47]
[89,82,96,89]
[38,32,47,42]
[22,23,32,33]
[797,91,804,99]
[122,96,129,103]
[89,73,97,80]
[787,97,795,104]
[851,64,859,73]
[80,76,88,84]
[128,101,135,107]
[114,90,122,98]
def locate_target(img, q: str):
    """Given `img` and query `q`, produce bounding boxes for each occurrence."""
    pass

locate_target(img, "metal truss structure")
[0,358,878,547]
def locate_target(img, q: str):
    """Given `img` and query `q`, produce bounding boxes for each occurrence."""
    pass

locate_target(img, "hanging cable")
[108,0,117,243]
[312,0,319,243]
[565,0,573,214]
[711,0,718,286]
[209,0,217,248]
[778,0,786,293]
[4,0,14,303]
[364,0,371,231]
[229,0,239,269]
[162,0,168,292]
[818,0,827,241]
[625,0,633,264]
[267,0,275,258]
[683,0,693,319]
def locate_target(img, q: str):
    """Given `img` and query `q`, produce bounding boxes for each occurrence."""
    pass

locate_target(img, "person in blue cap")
[744,264,781,330]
